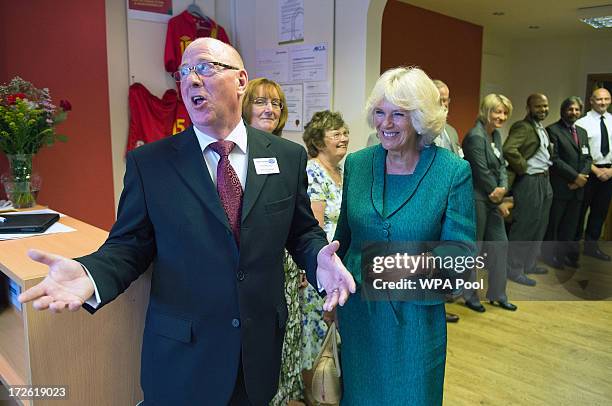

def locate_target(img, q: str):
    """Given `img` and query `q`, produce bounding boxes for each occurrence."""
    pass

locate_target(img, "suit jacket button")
[383,221,390,229]
[232,318,240,328]
[237,270,246,281]
[383,229,389,237]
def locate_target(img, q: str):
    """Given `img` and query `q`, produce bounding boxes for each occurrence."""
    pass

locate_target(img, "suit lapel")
[241,127,272,222]
[561,122,580,152]
[169,127,230,232]
[371,145,437,219]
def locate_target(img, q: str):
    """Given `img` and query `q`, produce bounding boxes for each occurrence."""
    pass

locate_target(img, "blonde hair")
[241,78,288,136]
[365,67,446,147]
[478,94,513,124]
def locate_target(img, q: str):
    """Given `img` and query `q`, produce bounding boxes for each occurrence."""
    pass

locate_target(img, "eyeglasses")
[173,61,240,81]
[252,97,284,110]
[326,130,350,141]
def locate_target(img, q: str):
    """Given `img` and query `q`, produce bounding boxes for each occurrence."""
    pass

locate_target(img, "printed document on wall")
[290,43,327,82]
[281,84,304,132]
[255,49,290,83]
[304,81,331,124]
[278,0,304,44]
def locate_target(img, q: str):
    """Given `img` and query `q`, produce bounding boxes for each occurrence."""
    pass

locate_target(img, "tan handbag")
[309,322,341,405]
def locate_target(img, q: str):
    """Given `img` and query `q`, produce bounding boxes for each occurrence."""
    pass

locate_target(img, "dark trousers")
[544,197,582,260]
[507,174,553,278]
[577,175,612,244]
[464,199,508,303]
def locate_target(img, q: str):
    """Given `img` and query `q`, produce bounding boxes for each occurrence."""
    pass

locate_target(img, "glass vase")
[2,154,41,208]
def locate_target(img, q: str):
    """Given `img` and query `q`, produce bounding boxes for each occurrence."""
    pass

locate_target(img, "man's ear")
[237,70,248,95]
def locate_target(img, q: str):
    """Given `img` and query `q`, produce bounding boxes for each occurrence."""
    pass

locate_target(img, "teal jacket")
[334,144,477,302]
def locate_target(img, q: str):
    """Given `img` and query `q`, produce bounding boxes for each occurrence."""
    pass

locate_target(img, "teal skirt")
[337,294,446,406]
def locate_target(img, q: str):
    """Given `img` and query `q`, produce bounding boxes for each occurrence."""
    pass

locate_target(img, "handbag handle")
[313,321,341,378]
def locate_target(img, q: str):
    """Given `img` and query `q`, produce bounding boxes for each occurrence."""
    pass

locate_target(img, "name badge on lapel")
[254,158,280,175]
[491,143,501,159]
[582,146,589,155]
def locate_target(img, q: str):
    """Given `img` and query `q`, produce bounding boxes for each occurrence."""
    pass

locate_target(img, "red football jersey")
[127,83,192,152]
[164,10,231,74]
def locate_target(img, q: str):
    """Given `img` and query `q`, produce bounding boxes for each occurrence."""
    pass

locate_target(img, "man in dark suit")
[18,38,355,406]
[503,93,553,286]
[543,97,592,269]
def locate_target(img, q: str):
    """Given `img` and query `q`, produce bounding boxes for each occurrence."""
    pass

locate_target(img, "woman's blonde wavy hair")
[365,67,447,148]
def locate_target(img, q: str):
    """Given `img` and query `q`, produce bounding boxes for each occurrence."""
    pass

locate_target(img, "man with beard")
[543,97,591,269]
[503,93,553,286]
[575,87,612,261]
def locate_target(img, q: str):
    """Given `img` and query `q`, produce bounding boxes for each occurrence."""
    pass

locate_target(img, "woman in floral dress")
[301,111,349,400]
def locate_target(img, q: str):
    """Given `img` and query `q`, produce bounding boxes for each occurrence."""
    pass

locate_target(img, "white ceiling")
[400,0,612,39]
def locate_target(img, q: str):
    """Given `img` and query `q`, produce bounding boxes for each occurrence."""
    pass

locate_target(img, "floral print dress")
[301,159,343,369]
[270,159,343,405]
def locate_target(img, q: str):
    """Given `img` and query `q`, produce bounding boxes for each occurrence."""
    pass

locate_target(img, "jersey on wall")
[164,10,231,74]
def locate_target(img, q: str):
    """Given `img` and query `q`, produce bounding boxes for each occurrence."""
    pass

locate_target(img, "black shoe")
[564,256,579,268]
[583,248,611,261]
[509,274,537,286]
[464,301,486,313]
[445,312,460,322]
[567,252,579,262]
[527,265,550,274]
[541,256,561,269]
[489,300,518,311]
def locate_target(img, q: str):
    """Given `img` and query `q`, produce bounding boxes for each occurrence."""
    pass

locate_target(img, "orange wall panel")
[0,0,115,230]
[381,1,483,140]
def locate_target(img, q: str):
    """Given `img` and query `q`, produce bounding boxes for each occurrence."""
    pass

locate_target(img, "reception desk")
[0,213,149,405]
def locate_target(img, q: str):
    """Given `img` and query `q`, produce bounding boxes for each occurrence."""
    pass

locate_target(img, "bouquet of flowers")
[0,77,70,207]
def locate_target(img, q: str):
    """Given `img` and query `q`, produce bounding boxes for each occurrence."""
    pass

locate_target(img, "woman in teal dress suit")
[334,67,476,405]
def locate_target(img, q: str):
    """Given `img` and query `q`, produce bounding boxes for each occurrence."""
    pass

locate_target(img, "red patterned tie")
[209,141,243,244]
[571,126,579,146]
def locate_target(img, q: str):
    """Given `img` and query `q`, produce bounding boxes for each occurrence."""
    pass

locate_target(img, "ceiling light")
[578,5,612,28]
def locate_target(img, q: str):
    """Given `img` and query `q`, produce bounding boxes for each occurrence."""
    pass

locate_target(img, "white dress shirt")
[576,110,612,164]
[85,121,250,308]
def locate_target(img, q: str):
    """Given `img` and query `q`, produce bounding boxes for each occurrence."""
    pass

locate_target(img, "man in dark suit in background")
[18,38,355,406]
[543,97,591,269]
[503,93,553,286]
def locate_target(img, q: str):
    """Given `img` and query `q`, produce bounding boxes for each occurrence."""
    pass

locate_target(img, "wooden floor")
[444,255,612,406]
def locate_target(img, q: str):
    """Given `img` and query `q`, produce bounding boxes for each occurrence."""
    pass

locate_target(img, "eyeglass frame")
[251,97,284,110]
[325,129,350,141]
[173,61,240,81]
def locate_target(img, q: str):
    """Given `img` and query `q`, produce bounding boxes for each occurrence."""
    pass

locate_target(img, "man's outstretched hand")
[316,241,356,312]
[18,249,95,313]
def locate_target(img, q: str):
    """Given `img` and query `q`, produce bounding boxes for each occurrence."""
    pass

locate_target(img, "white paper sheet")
[281,83,304,132]
[255,48,290,83]
[278,0,304,44]
[290,43,327,82]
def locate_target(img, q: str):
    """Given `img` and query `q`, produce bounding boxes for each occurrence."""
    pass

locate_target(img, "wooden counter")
[0,215,149,406]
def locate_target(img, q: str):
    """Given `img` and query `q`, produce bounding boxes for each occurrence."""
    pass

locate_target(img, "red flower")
[59,99,72,112]
[6,93,27,105]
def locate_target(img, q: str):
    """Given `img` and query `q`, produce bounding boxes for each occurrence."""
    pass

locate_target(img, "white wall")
[481,33,612,140]
[105,0,387,208]
[234,0,335,146]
